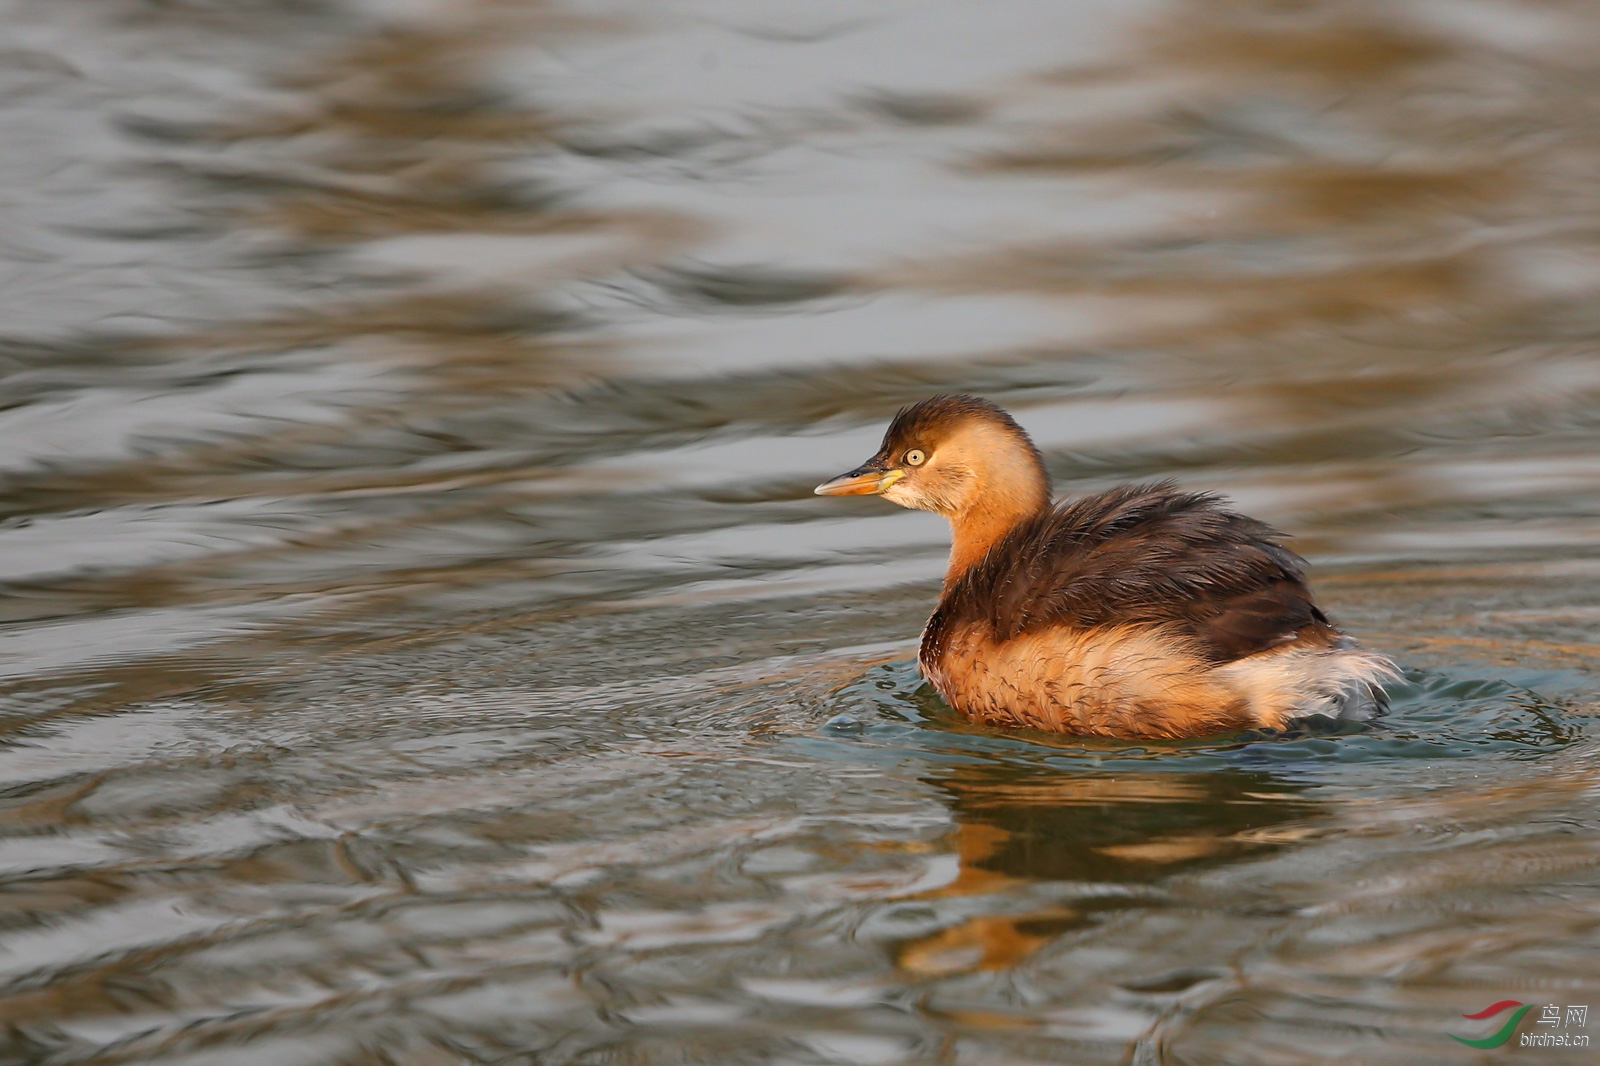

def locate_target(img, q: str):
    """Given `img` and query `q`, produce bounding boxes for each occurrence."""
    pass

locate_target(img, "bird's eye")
[904,449,925,467]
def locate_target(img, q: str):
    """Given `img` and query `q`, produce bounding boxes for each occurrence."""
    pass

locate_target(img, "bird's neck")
[944,512,1018,587]
[943,483,1049,590]
[929,419,1051,590]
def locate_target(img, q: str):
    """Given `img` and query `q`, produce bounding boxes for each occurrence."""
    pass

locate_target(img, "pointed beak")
[814,463,904,496]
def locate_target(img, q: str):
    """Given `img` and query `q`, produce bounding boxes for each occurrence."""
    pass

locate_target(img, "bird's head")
[814,394,1050,519]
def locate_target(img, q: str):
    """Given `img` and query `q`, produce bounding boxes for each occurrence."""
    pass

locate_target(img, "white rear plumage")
[1216,637,1401,729]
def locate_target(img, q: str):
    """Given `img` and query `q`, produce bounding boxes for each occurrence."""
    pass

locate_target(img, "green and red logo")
[1451,1000,1533,1048]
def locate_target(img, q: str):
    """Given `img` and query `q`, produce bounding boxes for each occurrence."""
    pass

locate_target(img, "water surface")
[3,0,1600,1062]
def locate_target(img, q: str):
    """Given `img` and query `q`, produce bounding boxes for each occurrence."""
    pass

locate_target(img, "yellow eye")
[904,449,925,467]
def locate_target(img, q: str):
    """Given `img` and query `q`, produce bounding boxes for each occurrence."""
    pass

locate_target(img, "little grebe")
[815,395,1397,738]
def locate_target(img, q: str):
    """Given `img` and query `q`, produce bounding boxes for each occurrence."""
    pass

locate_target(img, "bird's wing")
[1174,575,1329,662]
[950,482,1329,664]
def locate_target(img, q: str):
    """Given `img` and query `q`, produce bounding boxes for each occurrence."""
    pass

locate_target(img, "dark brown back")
[927,481,1333,664]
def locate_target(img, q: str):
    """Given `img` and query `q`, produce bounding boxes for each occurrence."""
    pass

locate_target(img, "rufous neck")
[927,417,1051,588]
[943,500,1040,589]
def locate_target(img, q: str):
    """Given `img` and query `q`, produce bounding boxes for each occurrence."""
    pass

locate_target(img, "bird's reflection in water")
[896,765,1318,976]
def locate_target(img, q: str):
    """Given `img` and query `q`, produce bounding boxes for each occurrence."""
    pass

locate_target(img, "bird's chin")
[881,482,933,512]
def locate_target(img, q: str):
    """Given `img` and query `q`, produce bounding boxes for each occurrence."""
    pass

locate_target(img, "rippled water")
[4,0,1600,1062]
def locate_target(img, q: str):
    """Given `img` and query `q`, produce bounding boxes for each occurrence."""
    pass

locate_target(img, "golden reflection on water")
[891,766,1317,977]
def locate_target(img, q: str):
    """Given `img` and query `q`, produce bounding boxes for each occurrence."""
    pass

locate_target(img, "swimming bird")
[815,394,1397,738]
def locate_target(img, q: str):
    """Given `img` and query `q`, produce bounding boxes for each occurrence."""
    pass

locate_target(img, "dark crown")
[882,394,1040,460]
